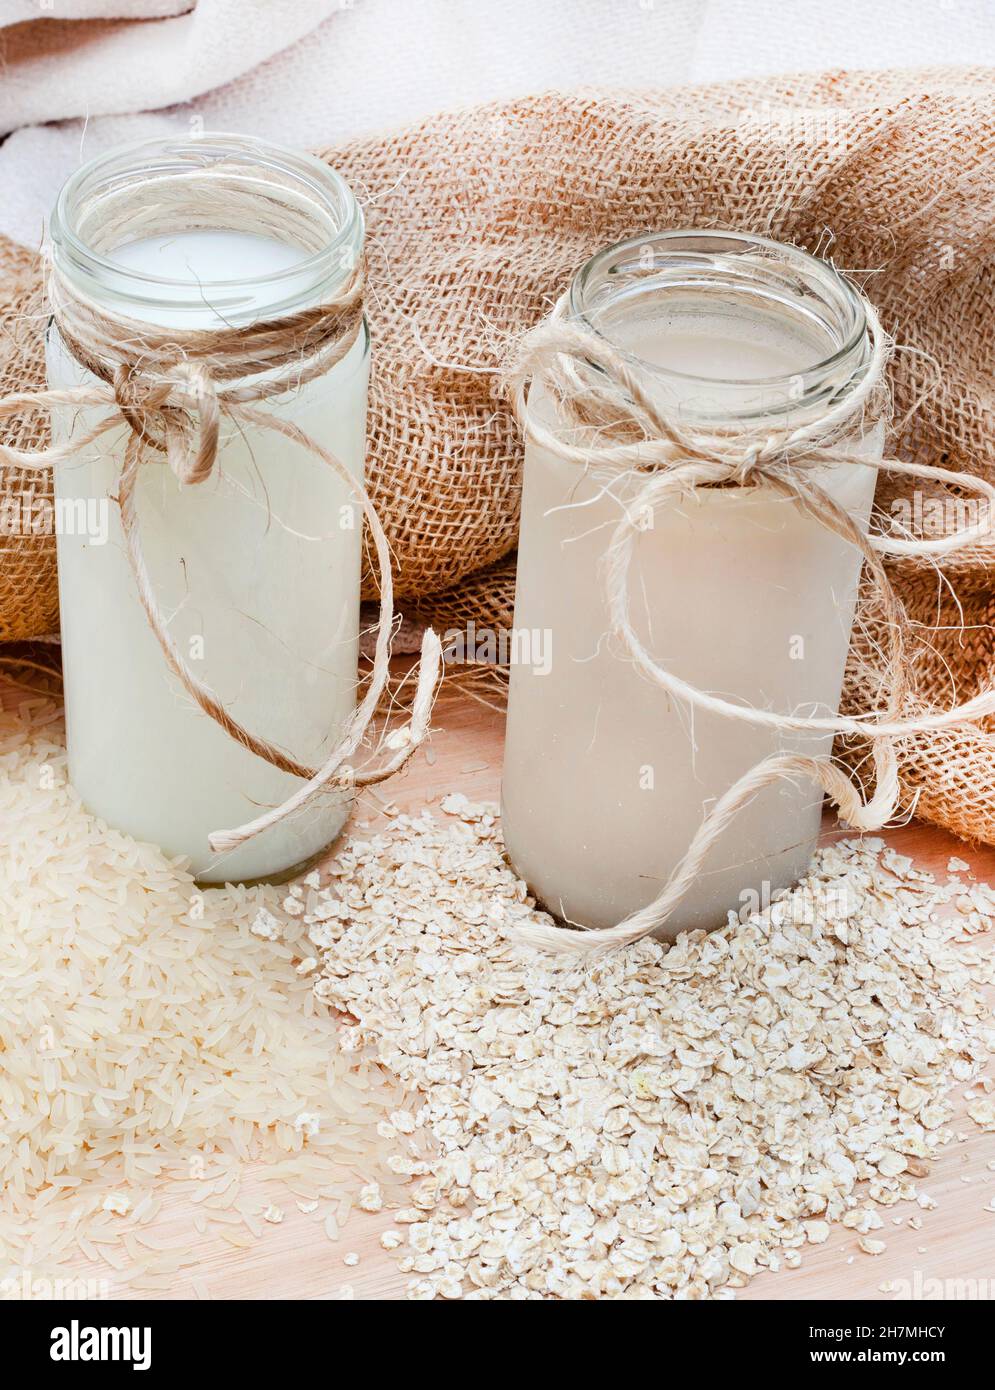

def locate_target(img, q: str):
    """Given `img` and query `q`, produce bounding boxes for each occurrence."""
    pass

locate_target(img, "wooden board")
[6,675,995,1301]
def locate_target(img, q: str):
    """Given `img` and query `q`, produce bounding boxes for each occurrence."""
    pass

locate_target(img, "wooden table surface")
[9,675,995,1301]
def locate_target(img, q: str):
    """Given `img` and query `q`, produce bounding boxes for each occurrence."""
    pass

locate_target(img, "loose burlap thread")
[2,68,995,846]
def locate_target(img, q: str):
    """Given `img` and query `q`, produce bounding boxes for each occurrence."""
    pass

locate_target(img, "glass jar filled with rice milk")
[47,135,369,884]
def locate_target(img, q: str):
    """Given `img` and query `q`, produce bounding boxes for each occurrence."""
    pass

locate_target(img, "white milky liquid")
[501,309,879,936]
[109,231,327,323]
[49,231,369,883]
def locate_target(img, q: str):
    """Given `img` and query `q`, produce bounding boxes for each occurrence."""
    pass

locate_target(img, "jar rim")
[49,133,363,319]
[568,229,872,420]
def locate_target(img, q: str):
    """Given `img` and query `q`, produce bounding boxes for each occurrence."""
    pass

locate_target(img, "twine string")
[504,294,995,954]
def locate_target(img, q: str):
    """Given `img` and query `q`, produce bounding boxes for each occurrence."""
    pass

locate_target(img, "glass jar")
[502,230,882,937]
[47,134,369,884]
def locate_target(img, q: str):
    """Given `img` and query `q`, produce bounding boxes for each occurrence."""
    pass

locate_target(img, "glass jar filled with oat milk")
[502,230,883,938]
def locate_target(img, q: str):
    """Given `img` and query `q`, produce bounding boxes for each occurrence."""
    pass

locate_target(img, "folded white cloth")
[0,1,341,133]
[0,0,993,248]
[0,2,190,24]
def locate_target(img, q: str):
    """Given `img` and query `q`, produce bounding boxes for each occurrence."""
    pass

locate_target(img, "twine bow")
[0,258,442,858]
[504,294,995,953]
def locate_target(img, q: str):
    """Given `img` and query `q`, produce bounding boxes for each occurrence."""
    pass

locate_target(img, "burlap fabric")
[0,237,56,641]
[1,68,993,842]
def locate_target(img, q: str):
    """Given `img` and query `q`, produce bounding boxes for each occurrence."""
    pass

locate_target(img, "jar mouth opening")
[49,133,363,319]
[568,229,871,419]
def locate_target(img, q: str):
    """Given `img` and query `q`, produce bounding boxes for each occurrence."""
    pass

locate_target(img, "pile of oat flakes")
[284,795,995,1300]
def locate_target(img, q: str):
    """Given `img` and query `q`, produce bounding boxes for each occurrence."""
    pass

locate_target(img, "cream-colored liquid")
[501,312,878,936]
[606,305,831,407]
[49,231,369,883]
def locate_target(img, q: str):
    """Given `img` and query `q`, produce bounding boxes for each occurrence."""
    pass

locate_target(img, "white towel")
[0,1,341,132]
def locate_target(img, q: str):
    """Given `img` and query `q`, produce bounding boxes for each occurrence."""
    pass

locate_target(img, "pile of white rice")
[0,699,403,1295]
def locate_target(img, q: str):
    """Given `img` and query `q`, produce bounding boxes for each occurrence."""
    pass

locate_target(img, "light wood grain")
[6,674,995,1300]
